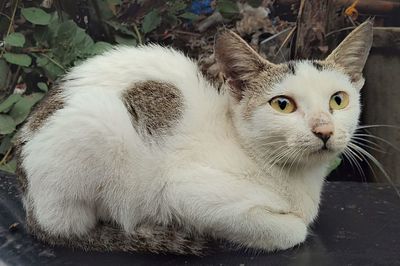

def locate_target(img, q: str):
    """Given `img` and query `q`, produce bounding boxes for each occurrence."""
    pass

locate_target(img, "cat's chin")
[305,147,340,163]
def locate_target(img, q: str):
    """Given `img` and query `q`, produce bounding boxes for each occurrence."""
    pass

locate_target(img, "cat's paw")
[248,213,308,252]
[269,215,308,251]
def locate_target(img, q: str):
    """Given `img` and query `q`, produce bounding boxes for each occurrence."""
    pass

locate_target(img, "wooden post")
[294,0,331,59]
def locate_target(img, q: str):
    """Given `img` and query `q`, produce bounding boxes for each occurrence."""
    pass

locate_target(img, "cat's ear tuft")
[326,19,373,90]
[214,30,275,100]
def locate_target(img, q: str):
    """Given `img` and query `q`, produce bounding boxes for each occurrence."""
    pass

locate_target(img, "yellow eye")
[330,91,349,110]
[269,96,296,114]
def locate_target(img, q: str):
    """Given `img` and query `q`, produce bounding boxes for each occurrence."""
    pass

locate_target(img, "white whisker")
[348,143,400,197]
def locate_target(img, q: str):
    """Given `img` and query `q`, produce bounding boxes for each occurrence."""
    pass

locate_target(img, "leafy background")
[0,0,256,173]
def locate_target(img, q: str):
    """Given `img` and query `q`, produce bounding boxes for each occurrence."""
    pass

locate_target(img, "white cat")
[15,20,373,254]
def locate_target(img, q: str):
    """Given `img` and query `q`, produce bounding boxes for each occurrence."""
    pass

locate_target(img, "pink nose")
[312,124,333,144]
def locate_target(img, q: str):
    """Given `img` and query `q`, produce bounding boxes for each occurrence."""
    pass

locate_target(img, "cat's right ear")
[214,30,276,101]
[325,19,373,90]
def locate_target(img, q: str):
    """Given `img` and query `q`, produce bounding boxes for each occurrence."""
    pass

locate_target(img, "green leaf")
[107,0,122,5]
[217,0,239,16]
[248,0,263,7]
[22,7,51,25]
[163,14,178,27]
[51,20,95,65]
[4,32,26,47]
[56,20,78,41]
[179,12,199,21]
[37,82,48,92]
[0,135,12,155]
[95,0,115,20]
[106,21,136,36]
[142,10,161,33]
[9,93,44,125]
[73,28,95,55]
[4,53,32,67]
[115,35,137,46]
[90,42,113,55]
[327,157,342,175]
[0,59,10,91]
[0,94,22,113]
[0,159,17,174]
[36,55,65,80]
[169,0,187,12]
[0,114,16,134]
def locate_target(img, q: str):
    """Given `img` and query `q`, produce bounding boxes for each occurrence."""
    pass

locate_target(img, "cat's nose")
[312,125,333,144]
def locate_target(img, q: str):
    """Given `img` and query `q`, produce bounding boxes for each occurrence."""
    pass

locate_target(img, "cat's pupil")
[334,96,342,105]
[278,99,287,110]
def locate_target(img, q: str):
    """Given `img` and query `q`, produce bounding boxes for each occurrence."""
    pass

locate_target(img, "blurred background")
[0,0,399,184]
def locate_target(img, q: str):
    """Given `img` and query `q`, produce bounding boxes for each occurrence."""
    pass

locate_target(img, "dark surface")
[0,171,399,266]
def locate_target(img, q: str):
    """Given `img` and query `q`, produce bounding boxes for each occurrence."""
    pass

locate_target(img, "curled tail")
[25,209,206,255]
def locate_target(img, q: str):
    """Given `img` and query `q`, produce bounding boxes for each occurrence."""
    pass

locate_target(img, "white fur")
[20,46,361,251]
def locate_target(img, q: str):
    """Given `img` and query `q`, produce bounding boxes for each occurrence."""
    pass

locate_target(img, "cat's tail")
[25,211,206,255]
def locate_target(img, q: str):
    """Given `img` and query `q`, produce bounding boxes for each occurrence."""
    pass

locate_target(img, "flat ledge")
[0,171,399,266]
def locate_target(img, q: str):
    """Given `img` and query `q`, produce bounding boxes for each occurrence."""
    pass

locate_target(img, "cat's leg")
[30,191,97,236]
[169,166,307,251]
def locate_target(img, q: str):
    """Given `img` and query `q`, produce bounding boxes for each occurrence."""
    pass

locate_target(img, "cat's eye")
[329,91,349,110]
[269,96,296,114]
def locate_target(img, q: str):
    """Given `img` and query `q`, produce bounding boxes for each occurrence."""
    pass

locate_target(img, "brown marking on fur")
[121,81,183,136]
[27,86,65,132]
[13,86,65,195]
[312,61,324,71]
[287,61,296,74]
[25,204,207,255]
[14,143,28,194]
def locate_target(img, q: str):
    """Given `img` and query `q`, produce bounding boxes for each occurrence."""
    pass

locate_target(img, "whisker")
[357,124,400,130]
[351,136,384,150]
[348,144,379,185]
[344,147,366,180]
[287,147,304,174]
[353,133,400,152]
[348,143,400,197]
[350,139,386,154]
[342,149,356,172]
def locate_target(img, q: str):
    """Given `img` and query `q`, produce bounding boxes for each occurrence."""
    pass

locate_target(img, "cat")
[14,20,373,255]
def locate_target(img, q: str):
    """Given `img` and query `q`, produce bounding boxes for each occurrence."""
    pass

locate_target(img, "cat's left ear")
[326,19,373,90]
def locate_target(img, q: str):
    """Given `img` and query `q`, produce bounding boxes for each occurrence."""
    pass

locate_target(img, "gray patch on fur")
[27,86,65,132]
[14,144,28,194]
[287,61,296,74]
[14,86,65,195]
[312,61,324,71]
[121,81,183,136]
[25,205,206,255]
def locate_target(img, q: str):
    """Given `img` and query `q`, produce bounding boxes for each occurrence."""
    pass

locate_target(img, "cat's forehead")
[251,60,348,95]
[285,60,335,75]
[271,60,353,95]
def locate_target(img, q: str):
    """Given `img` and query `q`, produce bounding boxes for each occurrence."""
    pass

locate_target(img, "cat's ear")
[326,19,373,90]
[215,30,276,100]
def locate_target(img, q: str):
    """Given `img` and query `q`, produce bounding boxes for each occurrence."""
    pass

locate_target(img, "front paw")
[272,217,308,250]
[252,214,308,251]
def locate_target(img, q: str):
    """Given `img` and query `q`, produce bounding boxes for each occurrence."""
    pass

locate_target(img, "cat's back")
[65,45,203,94]
[17,45,227,192]
[20,45,222,143]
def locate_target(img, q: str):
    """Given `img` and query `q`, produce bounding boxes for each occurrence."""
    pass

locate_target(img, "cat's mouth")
[310,145,334,155]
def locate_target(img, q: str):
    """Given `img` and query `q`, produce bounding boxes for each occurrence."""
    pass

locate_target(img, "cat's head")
[215,20,373,168]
